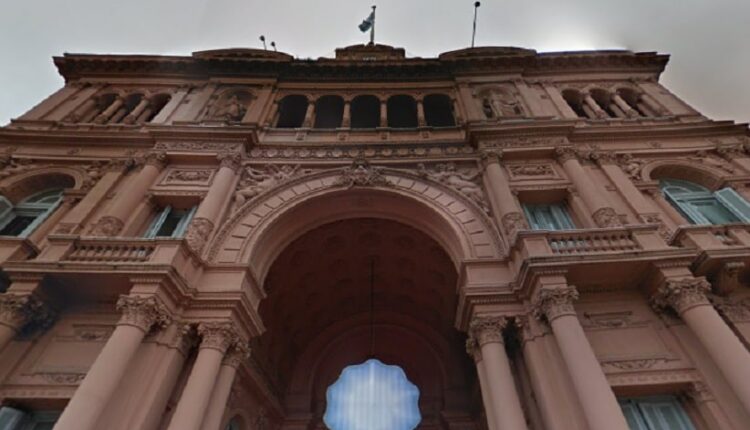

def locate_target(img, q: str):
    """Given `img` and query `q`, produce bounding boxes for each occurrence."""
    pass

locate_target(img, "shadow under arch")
[0,167,83,202]
[643,159,728,190]
[208,167,505,285]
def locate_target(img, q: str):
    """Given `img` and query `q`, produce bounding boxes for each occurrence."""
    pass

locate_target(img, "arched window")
[562,89,588,118]
[590,89,618,118]
[660,179,750,225]
[423,94,455,127]
[0,188,64,237]
[387,95,418,128]
[145,93,172,123]
[324,359,421,430]
[276,95,309,128]
[350,95,380,129]
[314,96,345,129]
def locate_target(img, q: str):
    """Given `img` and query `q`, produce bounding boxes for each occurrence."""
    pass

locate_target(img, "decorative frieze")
[617,154,645,181]
[116,295,171,333]
[334,159,392,188]
[468,316,509,346]
[154,141,244,152]
[651,278,712,315]
[162,169,214,185]
[248,144,475,160]
[506,163,556,179]
[532,286,579,322]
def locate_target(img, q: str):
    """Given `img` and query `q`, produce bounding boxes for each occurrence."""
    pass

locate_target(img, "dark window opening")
[276,95,308,128]
[146,94,172,122]
[562,90,588,118]
[0,216,36,236]
[387,95,418,128]
[313,96,344,129]
[350,95,380,129]
[617,88,651,117]
[590,89,617,118]
[423,94,455,127]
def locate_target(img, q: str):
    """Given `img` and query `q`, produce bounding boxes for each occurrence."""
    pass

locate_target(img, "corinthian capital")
[532,286,579,322]
[0,294,55,332]
[465,337,481,362]
[554,146,578,163]
[223,341,251,368]
[651,278,712,315]
[217,151,242,172]
[469,316,509,346]
[144,151,168,170]
[197,322,241,353]
[116,295,171,333]
[590,151,617,166]
[479,149,503,168]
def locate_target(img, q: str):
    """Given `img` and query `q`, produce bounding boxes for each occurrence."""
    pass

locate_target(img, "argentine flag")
[359,10,375,32]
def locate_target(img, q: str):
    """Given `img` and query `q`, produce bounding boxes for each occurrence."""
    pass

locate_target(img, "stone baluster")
[469,316,528,430]
[90,151,167,237]
[302,98,315,128]
[582,93,608,119]
[264,100,280,127]
[533,284,630,430]
[166,322,241,430]
[611,94,639,118]
[379,98,388,127]
[652,277,750,412]
[93,96,124,124]
[0,294,54,352]
[54,295,171,430]
[201,342,251,430]
[123,97,151,124]
[480,150,528,239]
[416,97,427,127]
[184,152,241,253]
[465,339,498,430]
[341,98,352,128]
[556,147,622,228]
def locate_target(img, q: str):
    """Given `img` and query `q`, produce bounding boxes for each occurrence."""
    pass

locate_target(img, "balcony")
[670,224,750,287]
[0,237,39,265]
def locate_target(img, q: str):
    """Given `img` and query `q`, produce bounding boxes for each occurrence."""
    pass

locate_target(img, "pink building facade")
[0,43,749,429]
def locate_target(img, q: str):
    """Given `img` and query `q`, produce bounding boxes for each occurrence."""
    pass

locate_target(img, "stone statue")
[208,93,247,121]
[235,164,306,208]
[418,162,488,212]
[481,88,524,118]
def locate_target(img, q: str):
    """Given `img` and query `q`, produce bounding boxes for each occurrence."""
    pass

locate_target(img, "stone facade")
[0,43,748,430]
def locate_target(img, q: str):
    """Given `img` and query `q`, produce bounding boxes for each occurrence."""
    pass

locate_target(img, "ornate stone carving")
[592,207,623,228]
[464,337,481,362]
[143,151,168,170]
[532,286,579,322]
[0,294,54,332]
[602,358,668,371]
[651,278,712,315]
[249,144,476,159]
[554,146,579,163]
[39,372,86,384]
[468,316,509,346]
[74,325,113,341]
[638,213,671,240]
[197,322,241,353]
[710,295,750,322]
[166,323,198,356]
[185,217,214,253]
[163,169,213,184]
[501,212,528,238]
[0,157,37,179]
[418,162,488,212]
[90,215,124,237]
[334,159,392,188]
[478,86,525,118]
[154,141,244,152]
[206,93,248,122]
[590,151,617,166]
[617,154,645,181]
[116,295,171,333]
[507,164,555,178]
[224,341,251,368]
[582,311,633,328]
[478,148,502,167]
[217,151,242,172]
[235,164,308,207]
[715,144,744,161]
[54,223,79,235]
[687,381,715,403]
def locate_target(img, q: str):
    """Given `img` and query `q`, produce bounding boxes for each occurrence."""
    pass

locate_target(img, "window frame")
[522,202,576,231]
[660,179,750,225]
[0,189,64,238]
[143,205,197,239]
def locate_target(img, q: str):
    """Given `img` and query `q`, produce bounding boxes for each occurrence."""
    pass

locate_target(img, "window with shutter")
[0,189,63,238]
[660,179,747,225]
[145,205,197,239]
[619,396,695,430]
[522,203,576,231]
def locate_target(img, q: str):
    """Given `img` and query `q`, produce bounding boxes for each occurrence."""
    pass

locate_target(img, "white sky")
[1,0,748,126]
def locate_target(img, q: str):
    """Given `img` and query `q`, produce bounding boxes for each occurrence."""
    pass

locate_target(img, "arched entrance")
[256,217,478,429]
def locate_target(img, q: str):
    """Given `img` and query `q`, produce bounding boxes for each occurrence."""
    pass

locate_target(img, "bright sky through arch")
[324,359,421,430]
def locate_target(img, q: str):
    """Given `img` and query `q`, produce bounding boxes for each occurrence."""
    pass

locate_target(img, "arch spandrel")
[208,166,505,281]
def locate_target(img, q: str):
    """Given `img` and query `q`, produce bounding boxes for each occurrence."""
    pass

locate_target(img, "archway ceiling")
[258,218,460,389]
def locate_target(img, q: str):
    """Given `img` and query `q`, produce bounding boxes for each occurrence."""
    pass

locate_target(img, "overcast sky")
[1,0,748,126]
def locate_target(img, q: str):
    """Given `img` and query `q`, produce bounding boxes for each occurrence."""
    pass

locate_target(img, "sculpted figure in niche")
[207,92,250,122]
[418,162,488,212]
[480,87,525,119]
[235,164,308,208]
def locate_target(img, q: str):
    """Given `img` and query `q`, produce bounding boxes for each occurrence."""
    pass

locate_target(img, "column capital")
[197,322,242,353]
[0,294,55,332]
[116,295,171,333]
[469,316,509,346]
[651,277,712,315]
[217,151,242,173]
[532,286,579,322]
[465,337,482,363]
[715,144,745,161]
[590,151,618,166]
[554,146,579,163]
[592,207,623,228]
[223,341,251,368]
[479,149,503,167]
[166,322,199,357]
[185,217,215,253]
[144,151,168,170]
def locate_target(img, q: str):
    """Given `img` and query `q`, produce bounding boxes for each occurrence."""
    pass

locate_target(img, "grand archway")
[255,217,480,429]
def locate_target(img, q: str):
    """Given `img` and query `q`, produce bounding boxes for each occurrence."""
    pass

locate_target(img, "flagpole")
[370,5,376,45]
[471,2,480,48]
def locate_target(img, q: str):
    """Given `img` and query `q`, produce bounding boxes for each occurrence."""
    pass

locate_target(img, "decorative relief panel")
[161,168,214,186]
[417,162,488,213]
[505,163,557,180]
[235,164,313,209]
[154,141,244,153]
[475,85,526,119]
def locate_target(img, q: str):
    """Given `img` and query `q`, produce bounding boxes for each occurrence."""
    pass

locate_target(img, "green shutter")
[715,187,750,222]
[0,406,28,429]
[637,397,695,430]
[523,204,575,231]
[619,400,649,430]
[172,206,197,238]
[144,206,171,238]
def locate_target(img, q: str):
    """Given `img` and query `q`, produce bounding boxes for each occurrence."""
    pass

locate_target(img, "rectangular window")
[619,396,695,430]
[144,206,196,239]
[0,407,60,430]
[522,203,575,231]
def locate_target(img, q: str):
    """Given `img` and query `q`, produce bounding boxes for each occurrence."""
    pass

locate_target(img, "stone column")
[302,99,315,128]
[582,93,608,119]
[185,152,241,253]
[90,152,167,236]
[652,278,750,412]
[201,342,250,430]
[341,99,352,128]
[611,94,639,118]
[166,322,241,430]
[533,286,630,430]
[123,97,151,124]
[556,147,621,228]
[54,295,170,430]
[416,97,427,127]
[480,150,528,239]
[93,96,124,124]
[0,294,53,352]
[379,98,388,127]
[465,339,497,430]
[469,316,528,430]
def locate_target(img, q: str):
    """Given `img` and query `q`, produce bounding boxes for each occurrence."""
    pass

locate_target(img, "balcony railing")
[514,225,668,260]
[64,241,155,262]
[671,224,750,250]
